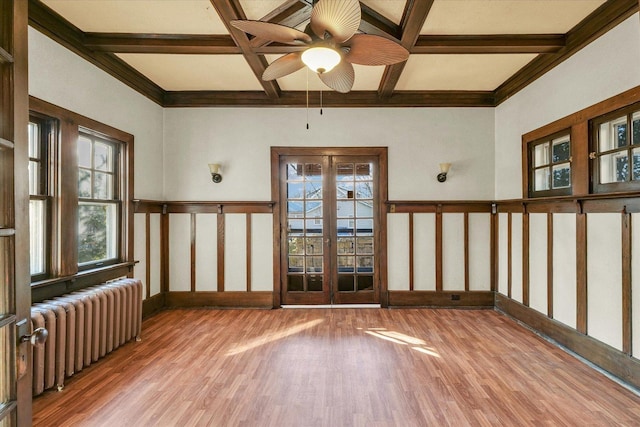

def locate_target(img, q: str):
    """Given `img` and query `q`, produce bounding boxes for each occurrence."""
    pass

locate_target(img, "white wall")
[28,28,164,199]
[163,107,495,201]
[495,13,640,199]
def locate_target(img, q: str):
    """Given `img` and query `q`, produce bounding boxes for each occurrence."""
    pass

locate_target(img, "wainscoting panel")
[587,213,623,351]
[169,214,191,292]
[413,213,436,291]
[498,213,509,295]
[224,214,248,292]
[633,213,640,358]
[443,213,465,291]
[511,213,523,304]
[552,213,577,329]
[529,213,548,316]
[134,213,148,299]
[251,214,273,292]
[149,213,162,296]
[387,213,410,290]
[469,213,491,291]
[195,213,218,291]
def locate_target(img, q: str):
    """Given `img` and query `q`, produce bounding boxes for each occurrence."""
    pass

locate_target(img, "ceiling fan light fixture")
[301,46,341,74]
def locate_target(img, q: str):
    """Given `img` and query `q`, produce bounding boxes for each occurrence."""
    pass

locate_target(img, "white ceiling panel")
[115,54,264,91]
[422,0,606,35]
[42,0,228,34]
[396,54,538,91]
[361,0,407,25]
[239,0,290,20]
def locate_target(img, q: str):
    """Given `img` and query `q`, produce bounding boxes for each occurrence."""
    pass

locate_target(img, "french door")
[1,1,32,425]
[273,148,387,306]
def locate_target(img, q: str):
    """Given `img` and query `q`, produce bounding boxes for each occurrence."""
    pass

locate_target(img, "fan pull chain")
[320,89,323,115]
[306,67,309,130]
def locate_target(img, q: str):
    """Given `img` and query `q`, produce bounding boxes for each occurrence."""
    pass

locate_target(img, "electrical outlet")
[451,294,460,301]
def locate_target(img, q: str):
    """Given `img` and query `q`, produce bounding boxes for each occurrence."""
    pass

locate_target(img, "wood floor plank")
[33,308,640,426]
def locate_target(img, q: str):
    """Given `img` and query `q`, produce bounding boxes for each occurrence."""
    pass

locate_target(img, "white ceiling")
[40,0,608,93]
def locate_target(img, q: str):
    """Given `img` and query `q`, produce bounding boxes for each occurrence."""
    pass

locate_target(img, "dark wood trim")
[522,213,530,306]
[160,210,169,294]
[412,34,565,54]
[435,208,443,292]
[378,148,390,308]
[165,291,273,308]
[621,212,632,355]
[190,213,196,292]
[84,33,241,54]
[571,122,590,197]
[464,212,470,292]
[495,0,639,104]
[217,212,225,292]
[145,213,151,299]
[246,214,252,292]
[388,291,494,308]
[133,199,164,214]
[164,201,274,214]
[496,293,640,390]
[359,3,401,41]
[163,90,495,108]
[388,200,492,213]
[142,293,165,319]
[409,212,414,291]
[378,0,435,97]
[491,206,498,292]
[28,0,164,105]
[576,213,587,334]
[271,149,282,308]
[547,213,554,318]
[507,213,512,299]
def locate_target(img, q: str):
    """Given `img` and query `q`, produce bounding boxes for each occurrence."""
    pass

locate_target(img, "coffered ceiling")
[28,0,639,107]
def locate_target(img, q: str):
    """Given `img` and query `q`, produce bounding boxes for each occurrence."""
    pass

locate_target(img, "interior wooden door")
[0,1,32,425]
[278,149,383,305]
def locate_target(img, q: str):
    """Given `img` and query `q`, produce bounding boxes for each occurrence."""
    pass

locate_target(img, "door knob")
[20,327,48,347]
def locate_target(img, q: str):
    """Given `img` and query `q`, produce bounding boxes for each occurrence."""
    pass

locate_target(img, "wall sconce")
[208,163,222,183]
[437,163,451,183]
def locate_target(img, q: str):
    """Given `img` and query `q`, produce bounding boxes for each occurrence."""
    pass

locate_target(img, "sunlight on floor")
[226,319,324,356]
[363,328,440,358]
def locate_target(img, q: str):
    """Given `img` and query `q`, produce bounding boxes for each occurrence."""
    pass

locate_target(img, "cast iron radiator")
[30,278,143,396]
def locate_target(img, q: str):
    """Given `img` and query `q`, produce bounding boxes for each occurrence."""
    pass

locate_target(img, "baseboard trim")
[165,291,273,308]
[388,291,494,308]
[142,293,165,319]
[495,293,640,390]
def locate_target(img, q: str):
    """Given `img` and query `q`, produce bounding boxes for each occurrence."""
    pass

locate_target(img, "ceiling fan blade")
[318,60,354,93]
[263,52,305,81]
[230,20,312,45]
[345,34,410,66]
[310,0,361,43]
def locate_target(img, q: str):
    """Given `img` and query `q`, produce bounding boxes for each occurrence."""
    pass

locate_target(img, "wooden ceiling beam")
[495,0,639,104]
[378,0,435,98]
[163,90,495,108]
[27,0,164,105]
[84,33,241,54]
[82,33,566,55]
[210,0,280,98]
[359,3,402,41]
[413,34,566,54]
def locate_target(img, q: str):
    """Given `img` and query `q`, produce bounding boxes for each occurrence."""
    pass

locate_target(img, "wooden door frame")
[271,147,389,308]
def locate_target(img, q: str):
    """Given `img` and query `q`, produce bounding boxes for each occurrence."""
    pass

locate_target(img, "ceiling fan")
[231,0,410,93]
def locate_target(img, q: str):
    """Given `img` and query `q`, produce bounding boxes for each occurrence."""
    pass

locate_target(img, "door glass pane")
[599,152,628,183]
[337,237,355,255]
[0,237,13,313]
[286,162,324,293]
[0,325,11,405]
[357,237,373,254]
[0,148,14,229]
[338,275,354,292]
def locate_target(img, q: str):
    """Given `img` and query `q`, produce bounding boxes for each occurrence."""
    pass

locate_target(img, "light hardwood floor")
[33,308,640,426]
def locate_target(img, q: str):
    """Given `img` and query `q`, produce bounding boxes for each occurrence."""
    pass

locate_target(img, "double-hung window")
[77,131,121,269]
[28,115,54,280]
[591,103,640,193]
